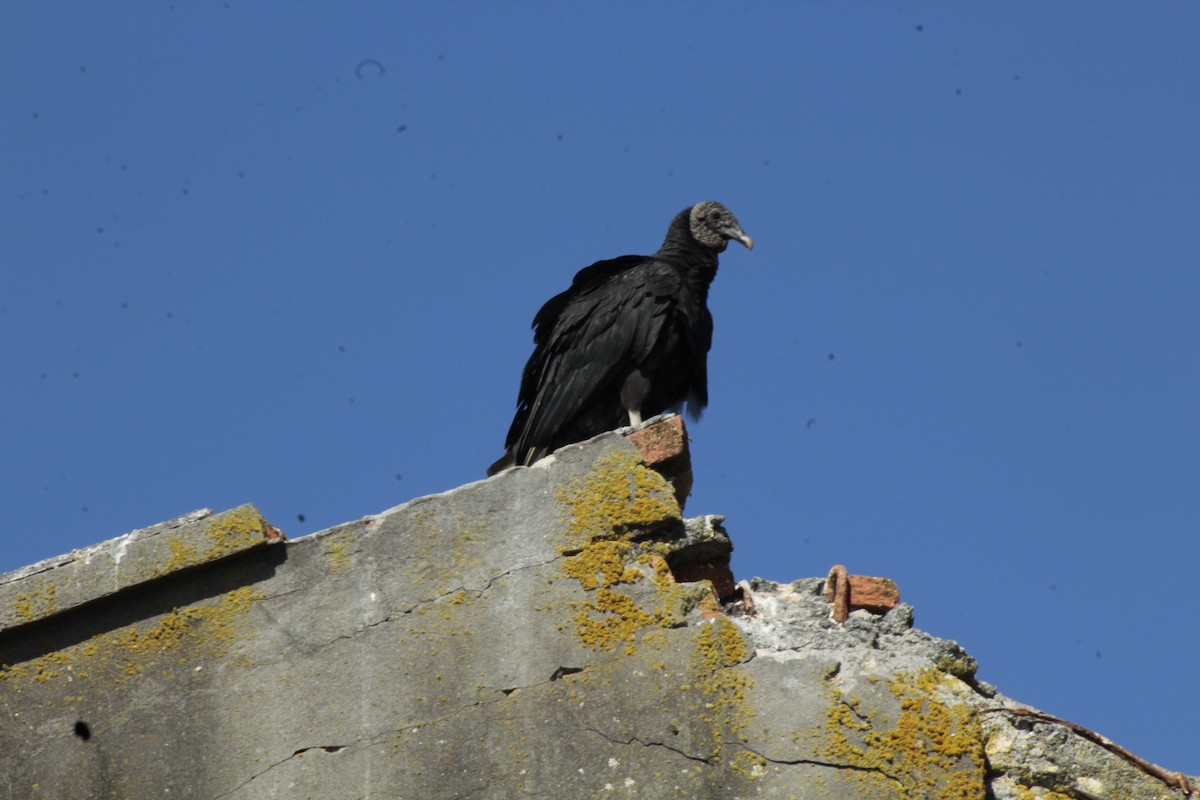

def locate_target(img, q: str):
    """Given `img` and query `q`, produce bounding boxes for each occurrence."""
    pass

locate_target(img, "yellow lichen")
[12,584,58,623]
[0,587,263,688]
[321,532,354,574]
[820,668,987,799]
[1006,786,1077,800]
[555,450,681,545]
[550,446,758,782]
[560,538,668,654]
[13,593,34,623]
[730,748,768,778]
[555,450,685,654]
[639,552,675,586]
[163,536,200,573]
[571,587,664,653]
[140,506,272,582]
[688,617,753,761]
[206,506,268,558]
[561,540,643,591]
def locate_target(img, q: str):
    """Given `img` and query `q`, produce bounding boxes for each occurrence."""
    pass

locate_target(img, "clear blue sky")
[3,0,1198,774]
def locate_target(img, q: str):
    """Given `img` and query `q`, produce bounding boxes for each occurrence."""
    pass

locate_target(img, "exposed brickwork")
[625,415,693,508]
[824,564,901,622]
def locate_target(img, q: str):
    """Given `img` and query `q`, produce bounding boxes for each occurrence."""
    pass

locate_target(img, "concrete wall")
[1,419,1192,799]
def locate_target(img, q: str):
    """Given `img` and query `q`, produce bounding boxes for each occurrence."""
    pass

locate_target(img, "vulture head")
[689,201,754,252]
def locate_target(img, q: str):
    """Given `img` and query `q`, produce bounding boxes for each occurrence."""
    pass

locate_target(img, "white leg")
[627,409,642,426]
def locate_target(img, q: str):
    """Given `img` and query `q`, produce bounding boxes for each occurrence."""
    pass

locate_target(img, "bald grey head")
[689,201,753,252]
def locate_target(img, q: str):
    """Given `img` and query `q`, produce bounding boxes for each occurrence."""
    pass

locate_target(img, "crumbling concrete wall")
[1,418,1193,799]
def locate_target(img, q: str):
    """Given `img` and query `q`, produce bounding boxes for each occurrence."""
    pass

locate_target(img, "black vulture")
[488,201,752,475]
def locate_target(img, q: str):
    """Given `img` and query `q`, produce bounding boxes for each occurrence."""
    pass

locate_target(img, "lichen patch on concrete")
[555,449,681,545]
[820,667,987,799]
[0,586,263,689]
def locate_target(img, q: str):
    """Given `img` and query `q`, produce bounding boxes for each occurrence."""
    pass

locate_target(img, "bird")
[488,201,752,475]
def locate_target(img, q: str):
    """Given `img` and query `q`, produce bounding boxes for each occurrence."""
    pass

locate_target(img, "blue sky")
[3,0,1198,774]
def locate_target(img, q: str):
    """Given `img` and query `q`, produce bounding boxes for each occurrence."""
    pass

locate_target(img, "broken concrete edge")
[484,414,694,510]
[0,419,683,638]
[670,515,739,610]
[0,504,285,634]
[741,577,1200,798]
[623,413,693,507]
[2,437,1195,793]
[823,564,902,623]
[977,705,1199,798]
[483,421,907,624]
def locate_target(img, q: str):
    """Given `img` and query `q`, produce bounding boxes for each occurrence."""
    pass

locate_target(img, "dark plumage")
[488,201,752,475]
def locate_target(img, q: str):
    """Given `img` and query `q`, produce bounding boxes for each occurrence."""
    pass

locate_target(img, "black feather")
[488,202,751,475]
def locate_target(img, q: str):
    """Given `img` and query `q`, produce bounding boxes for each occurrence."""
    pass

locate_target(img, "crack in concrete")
[290,744,349,755]
[578,728,906,787]
[838,696,874,727]
[733,742,904,785]
[309,610,396,650]
[392,554,564,615]
[391,697,493,734]
[394,665,596,735]
[294,556,567,651]
[256,585,307,602]
[353,658,646,755]
[582,726,715,766]
[211,742,358,800]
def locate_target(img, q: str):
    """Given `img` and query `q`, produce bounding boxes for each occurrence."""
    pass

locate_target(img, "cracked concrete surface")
[1,424,1195,799]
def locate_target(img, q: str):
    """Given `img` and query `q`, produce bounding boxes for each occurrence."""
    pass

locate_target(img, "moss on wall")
[820,667,987,800]
[554,449,685,655]
[0,586,263,690]
[550,448,758,781]
[556,450,681,545]
[688,616,754,765]
[142,505,274,582]
[321,531,355,574]
[12,585,58,624]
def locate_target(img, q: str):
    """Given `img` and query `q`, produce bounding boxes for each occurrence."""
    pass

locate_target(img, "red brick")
[625,416,693,508]
[846,575,900,613]
[824,565,901,621]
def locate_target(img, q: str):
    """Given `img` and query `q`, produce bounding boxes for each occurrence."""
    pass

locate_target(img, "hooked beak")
[727,227,753,251]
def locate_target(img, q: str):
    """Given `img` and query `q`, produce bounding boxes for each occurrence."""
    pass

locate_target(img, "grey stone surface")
[735,578,1195,800]
[0,425,1194,799]
[0,505,281,633]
